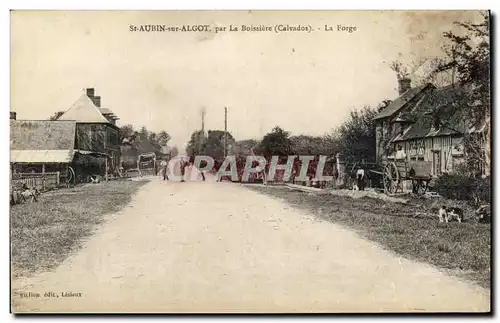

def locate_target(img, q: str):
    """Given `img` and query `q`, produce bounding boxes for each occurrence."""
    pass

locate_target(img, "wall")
[75,123,121,171]
[75,123,106,152]
[397,134,464,176]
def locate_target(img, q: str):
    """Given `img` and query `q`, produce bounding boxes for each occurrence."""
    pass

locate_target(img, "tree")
[232,139,259,157]
[337,106,378,162]
[257,126,292,157]
[157,131,171,147]
[435,13,490,175]
[322,132,341,157]
[289,135,338,156]
[148,132,157,145]
[138,126,149,141]
[186,130,205,157]
[120,124,134,142]
[203,130,235,160]
[49,111,65,121]
[389,61,410,80]
[185,129,234,160]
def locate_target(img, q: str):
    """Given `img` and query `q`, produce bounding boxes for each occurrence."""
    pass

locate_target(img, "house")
[374,78,485,176]
[57,88,121,177]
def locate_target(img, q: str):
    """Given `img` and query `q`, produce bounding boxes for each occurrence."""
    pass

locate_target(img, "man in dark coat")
[180,159,188,182]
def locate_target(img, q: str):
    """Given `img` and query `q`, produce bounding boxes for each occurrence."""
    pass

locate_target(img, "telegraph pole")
[224,107,228,158]
[198,107,206,155]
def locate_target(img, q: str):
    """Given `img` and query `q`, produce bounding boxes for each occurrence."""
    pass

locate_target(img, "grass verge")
[249,186,491,289]
[10,180,147,278]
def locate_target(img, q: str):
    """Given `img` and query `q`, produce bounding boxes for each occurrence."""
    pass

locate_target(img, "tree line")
[120,124,178,156]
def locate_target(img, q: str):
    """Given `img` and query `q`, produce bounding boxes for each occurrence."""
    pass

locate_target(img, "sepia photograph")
[9,10,491,313]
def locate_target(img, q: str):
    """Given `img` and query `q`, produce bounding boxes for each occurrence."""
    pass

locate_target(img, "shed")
[10,120,77,173]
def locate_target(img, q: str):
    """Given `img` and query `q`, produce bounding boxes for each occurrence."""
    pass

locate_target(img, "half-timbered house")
[374,79,485,176]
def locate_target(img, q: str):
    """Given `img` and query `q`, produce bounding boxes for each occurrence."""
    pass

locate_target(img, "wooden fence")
[11,172,61,191]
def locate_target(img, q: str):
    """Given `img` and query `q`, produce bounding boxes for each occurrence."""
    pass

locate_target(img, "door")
[433,151,441,175]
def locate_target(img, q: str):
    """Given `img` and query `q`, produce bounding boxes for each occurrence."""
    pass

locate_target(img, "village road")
[12,170,490,313]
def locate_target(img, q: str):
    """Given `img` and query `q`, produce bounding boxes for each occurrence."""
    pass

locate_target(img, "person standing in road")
[198,157,206,181]
[180,158,187,182]
[160,157,169,181]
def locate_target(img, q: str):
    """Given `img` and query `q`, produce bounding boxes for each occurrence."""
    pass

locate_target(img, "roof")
[373,84,432,120]
[99,107,119,120]
[10,120,77,151]
[10,150,75,163]
[391,85,476,142]
[58,94,118,123]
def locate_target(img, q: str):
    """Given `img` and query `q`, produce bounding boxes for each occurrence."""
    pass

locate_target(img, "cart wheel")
[66,166,76,186]
[383,162,399,195]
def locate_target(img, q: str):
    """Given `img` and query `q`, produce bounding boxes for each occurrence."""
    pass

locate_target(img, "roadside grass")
[249,186,491,289]
[10,180,147,278]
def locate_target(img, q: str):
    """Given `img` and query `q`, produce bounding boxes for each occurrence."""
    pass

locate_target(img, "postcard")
[10,10,491,313]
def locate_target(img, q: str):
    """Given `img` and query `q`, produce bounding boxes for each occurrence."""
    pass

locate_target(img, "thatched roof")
[10,120,76,150]
[10,120,77,163]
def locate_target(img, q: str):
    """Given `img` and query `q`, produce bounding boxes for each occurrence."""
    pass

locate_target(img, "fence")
[11,172,61,191]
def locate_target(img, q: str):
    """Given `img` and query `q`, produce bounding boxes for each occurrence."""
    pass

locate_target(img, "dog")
[438,206,463,223]
[475,204,491,223]
[446,207,464,223]
[438,206,448,223]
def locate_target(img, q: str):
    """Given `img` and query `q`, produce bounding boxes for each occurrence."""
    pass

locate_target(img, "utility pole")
[198,107,206,155]
[224,107,228,158]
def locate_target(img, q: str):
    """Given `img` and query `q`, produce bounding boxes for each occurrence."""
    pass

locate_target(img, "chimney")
[10,112,16,120]
[398,78,411,95]
[93,96,101,107]
[86,88,95,98]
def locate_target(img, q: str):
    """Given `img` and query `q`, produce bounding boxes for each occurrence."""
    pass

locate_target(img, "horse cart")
[120,152,157,178]
[369,159,433,196]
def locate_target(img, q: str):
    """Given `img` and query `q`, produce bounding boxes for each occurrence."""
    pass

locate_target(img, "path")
[11,172,490,313]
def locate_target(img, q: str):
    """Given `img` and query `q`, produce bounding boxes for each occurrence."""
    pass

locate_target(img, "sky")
[10,10,484,149]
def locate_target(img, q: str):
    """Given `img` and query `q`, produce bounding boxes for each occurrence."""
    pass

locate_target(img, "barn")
[10,119,77,188]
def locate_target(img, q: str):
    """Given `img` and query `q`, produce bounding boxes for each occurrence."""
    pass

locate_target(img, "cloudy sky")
[11,10,483,149]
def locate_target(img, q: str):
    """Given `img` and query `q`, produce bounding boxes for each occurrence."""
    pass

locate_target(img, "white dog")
[438,206,448,223]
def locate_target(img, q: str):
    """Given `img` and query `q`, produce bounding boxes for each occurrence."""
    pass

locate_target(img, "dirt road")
[11,172,490,313]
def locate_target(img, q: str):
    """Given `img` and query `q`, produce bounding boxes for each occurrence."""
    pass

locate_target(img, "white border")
[2,1,498,322]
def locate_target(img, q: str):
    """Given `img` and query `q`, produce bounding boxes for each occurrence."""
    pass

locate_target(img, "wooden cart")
[367,159,433,196]
[380,159,433,195]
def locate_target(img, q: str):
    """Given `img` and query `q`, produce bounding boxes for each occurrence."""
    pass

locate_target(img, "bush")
[434,172,490,205]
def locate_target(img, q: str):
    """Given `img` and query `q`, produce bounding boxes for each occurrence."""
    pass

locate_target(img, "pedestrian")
[356,168,365,191]
[160,157,169,180]
[199,158,206,181]
[180,158,187,182]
